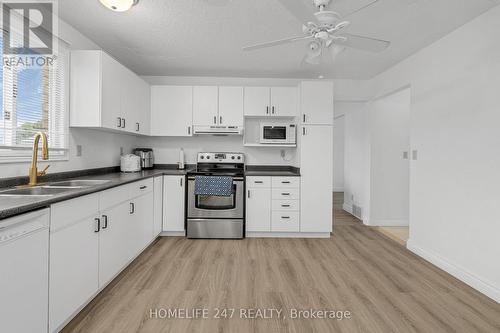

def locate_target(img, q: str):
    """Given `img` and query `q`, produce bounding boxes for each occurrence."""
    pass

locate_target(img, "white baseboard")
[407,240,500,303]
[342,203,352,214]
[246,232,331,238]
[367,219,409,227]
[160,231,186,237]
[333,187,344,192]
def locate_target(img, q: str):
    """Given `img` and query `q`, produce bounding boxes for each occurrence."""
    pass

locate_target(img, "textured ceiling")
[59,0,499,79]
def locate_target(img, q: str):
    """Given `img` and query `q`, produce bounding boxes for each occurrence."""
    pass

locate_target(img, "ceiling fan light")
[99,0,139,12]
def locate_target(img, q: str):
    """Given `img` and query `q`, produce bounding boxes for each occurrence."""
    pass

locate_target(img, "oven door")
[187,176,244,219]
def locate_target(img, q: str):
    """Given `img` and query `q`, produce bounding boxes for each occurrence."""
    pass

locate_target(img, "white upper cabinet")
[150,85,193,136]
[244,86,298,117]
[270,87,297,117]
[219,86,244,126]
[70,50,151,135]
[300,81,334,125]
[244,87,270,116]
[193,86,218,126]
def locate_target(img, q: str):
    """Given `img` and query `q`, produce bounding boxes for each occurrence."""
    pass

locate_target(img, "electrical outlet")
[280,150,286,158]
[76,145,82,157]
[120,147,124,156]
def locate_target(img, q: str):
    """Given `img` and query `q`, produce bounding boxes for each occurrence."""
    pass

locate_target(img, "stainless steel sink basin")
[0,186,75,197]
[47,179,111,188]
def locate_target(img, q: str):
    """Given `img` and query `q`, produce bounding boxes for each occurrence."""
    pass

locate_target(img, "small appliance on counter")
[133,148,154,169]
[120,154,141,172]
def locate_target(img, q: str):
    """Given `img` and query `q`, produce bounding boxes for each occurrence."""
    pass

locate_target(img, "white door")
[151,85,193,136]
[271,87,297,117]
[246,188,271,232]
[244,87,270,116]
[99,201,132,286]
[131,192,154,253]
[219,86,244,126]
[163,176,186,232]
[153,176,163,237]
[300,81,334,125]
[49,216,99,331]
[300,125,333,232]
[101,52,123,130]
[193,86,218,126]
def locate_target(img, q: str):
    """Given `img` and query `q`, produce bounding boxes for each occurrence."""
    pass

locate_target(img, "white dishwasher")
[0,209,50,333]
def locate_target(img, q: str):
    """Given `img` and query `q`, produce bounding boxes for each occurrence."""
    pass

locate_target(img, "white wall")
[0,19,137,179]
[333,115,344,191]
[368,88,410,226]
[371,6,500,302]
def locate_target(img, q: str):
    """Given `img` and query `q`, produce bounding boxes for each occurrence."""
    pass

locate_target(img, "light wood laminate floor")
[63,194,500,333]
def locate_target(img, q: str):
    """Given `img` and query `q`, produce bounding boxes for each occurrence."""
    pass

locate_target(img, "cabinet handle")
[94,218,101,233]
[281,181,291,184]
[122,118,126,128]
[266,106,269,114]
[281,204,290,208]
[102,215,108,229]
[117,117,122,128]
[130,202,135,214]
[247,190,251,198]
[272,106,275,114]
[281,192,290,196]
[214,116,217,124]
[254,181,263,184]
[180,178,183,187]
[140,185,147,190]
[219,116,222,124]
[136,122,140,132]
[281,216,291,219]
[188,126,191,135]
[303,114,306,123]
[302,127,306,136]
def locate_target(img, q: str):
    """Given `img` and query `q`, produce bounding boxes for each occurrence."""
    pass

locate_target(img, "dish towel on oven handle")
[194,176,233,197]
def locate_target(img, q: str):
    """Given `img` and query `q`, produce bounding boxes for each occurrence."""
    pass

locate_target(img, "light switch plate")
[412,150,418,160]
[76,145,82,157]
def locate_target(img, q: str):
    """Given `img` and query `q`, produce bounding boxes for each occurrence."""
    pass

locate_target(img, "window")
[0,35,68,162]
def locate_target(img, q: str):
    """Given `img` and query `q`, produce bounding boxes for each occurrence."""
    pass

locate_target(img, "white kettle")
[120,154,141,172]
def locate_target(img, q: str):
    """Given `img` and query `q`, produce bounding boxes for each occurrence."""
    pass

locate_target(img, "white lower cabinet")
[49,178,157,332]
[49,195,100,332]
[162,175,185,232]
[246,184,271,232]
[246,176,300,233]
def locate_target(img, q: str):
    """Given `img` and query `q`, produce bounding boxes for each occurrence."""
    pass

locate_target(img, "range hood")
[193,125,243,135]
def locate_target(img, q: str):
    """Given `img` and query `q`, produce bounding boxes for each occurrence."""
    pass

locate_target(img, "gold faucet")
[29,132,50,186]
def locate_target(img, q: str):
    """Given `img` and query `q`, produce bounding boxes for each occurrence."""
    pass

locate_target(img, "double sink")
[0,180,111,197]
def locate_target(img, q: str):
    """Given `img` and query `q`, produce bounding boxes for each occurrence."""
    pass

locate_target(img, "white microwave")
[259,123,297,145]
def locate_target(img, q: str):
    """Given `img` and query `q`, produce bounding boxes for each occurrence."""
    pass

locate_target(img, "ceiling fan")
[242,0,390,66]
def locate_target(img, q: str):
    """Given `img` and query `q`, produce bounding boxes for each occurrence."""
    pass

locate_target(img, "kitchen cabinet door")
[151,85,193,136]
[163,176,186,232]
[130,191,155,254]
[153,176,163,237]
[300,81,334,125]
[193,86,218,126]
[244,87,270,116]
[137,77,151,135]
[49,216,99,331]
[101,52,125,130]
[300,125,333,232]
[127,74,151,135]
[219,86,244,126]
[271,86,297,117]
[246,188,271,232]
[99,201,133,287]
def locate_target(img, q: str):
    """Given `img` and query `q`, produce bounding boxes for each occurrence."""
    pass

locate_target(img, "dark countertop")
[0,166,194,222]
[0,164,299,222]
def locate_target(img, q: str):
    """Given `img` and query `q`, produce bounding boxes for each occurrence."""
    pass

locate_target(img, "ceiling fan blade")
[329,44,346,61]
[276,0,317,25]
[243,35,312,51]
[332,0,379,18]
[335,33,390,52]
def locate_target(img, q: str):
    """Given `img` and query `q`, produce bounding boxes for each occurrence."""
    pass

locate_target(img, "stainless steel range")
[186,152,245,239]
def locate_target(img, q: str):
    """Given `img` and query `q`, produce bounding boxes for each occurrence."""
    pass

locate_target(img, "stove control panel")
[197,152,245,164]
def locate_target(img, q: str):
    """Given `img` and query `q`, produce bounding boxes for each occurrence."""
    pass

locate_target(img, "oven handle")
[188,176,244,181]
